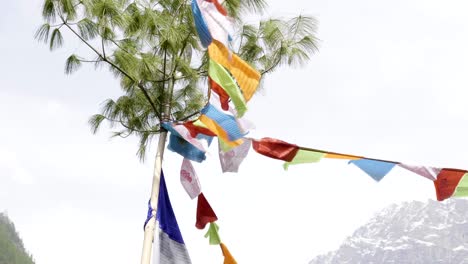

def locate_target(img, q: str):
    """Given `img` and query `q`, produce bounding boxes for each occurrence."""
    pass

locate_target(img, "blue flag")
[349,159,397,181]
[154,171,192,264]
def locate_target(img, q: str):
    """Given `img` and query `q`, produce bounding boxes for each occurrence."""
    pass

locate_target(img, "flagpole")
[141,70,175,264]
[140,130,168,264]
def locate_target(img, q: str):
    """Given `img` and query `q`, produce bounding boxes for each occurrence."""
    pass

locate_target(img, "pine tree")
[36,0,319,262]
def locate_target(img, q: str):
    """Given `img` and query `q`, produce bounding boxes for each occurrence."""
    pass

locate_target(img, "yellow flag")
[208,40,261,101]
[199,115,243,147]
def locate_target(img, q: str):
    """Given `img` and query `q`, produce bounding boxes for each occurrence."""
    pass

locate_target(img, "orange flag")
[208,40,261,101]
[220,243,237,264]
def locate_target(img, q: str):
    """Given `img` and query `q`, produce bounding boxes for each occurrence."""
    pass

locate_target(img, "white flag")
[197,0,234,48]
[180,158,202,199]
[219,139,251,173]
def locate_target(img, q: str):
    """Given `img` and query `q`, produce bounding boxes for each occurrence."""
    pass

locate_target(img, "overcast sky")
[2,0,468,264]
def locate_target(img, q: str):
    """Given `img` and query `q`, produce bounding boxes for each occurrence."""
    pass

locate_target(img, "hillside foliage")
[0,213,34,264]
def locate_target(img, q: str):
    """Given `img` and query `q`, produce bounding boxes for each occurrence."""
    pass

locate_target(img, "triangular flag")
[196,192,218,229]
[220,243,237,264]
[283,149,325,170]
[219,139,252,173]
[453,172,468,197]
[349,159,397,181]
[398,164,441,181]
[180,158,202,199]
[204,222,221,245]
[154,171,192,264]
[433,168,466,201]
[252,137,299,162]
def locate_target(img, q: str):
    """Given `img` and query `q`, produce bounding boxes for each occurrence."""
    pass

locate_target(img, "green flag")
[204,222,221,245]
[283,149,325,170]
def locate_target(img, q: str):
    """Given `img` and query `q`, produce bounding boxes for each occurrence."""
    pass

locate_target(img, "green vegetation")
[36,0,319,161]
[0,213,34,264]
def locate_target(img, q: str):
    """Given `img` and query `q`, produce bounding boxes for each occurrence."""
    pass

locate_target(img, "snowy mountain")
[309,199,468,264]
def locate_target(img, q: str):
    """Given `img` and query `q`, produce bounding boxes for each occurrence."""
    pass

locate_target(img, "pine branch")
[61,18,162,121]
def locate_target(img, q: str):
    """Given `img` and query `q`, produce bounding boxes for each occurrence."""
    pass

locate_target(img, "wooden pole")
[141,75,174,264]
[140,130,168,264]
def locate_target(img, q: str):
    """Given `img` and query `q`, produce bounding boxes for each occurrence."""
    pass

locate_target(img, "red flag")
[184,121,217,138]
[196,193,218,229]
[252,137,299,162]
[434,168,466,201]
[205,0,227,15]
[209,77,230,111]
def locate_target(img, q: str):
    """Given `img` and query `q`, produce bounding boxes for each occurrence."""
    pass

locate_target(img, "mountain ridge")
[309,199,468,264]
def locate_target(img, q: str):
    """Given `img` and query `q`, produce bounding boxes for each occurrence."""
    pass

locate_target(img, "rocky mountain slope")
[309,199,468,264]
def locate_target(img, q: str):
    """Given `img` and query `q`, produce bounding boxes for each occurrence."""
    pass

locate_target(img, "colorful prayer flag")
[398,164,441,181]
[219,138,251,173]
[199,115,243,147]
[208,40,261,101]
[209,59,247,116]
[200,104,245,141]
[196,193,218,229]
[209,77,230,111]
[453,172,468,197]
[349,159,397,181]
[252,137,299,162]
[324,153,362,160]
[204,222,221,245]
[154,171,192,264]
[163,122,210,152]
[433,168,467,201]
[191,0,212,47]
[168,133,206,163]
[197,0,234,47]
[220,243,238,264]
[283,149,325,170]
[180,158,202,199]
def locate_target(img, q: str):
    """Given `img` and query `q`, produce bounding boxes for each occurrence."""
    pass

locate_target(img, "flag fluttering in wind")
[220,243,238,264]
[348,158,397,182]
[180,158,202,199]
[196,192,218,229]
[154,171,192,264]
